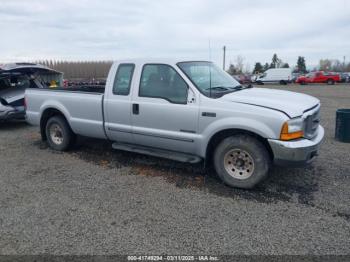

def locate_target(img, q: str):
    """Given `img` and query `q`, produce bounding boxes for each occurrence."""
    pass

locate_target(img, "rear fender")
[40,100,71,123]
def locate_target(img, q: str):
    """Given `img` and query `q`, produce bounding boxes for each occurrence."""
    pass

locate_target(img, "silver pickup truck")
[25,59,324,189]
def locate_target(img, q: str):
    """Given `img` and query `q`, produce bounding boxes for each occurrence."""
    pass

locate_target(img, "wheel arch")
[40,108,70,141]
[204,128,274,166]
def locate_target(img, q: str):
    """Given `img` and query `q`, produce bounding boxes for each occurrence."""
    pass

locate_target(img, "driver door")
[131,64,199,154]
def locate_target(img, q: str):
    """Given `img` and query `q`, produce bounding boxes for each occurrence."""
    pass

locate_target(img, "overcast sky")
[0,0,349,69]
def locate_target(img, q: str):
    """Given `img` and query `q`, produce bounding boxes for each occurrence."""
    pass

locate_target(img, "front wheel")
[213,135,270,189]
[45,116,75,151]
[327,79,335,85]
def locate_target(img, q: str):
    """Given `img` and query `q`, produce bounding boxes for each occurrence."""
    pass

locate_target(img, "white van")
[256,68,292,85]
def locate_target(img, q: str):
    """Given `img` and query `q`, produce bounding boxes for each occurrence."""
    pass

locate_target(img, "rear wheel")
[279,80,287,85]
[327,79,335,85]
[45,116,75,151]
[213,135,270,189]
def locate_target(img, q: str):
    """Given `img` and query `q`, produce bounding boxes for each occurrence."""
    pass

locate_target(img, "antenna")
[209,62,212,98]
[223,45,226,70]
[208,38,212,61]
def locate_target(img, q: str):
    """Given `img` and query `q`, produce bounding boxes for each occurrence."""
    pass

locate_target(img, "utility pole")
[223,46,226,70]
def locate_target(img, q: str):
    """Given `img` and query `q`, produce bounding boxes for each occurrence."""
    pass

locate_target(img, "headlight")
[280,117,304,141]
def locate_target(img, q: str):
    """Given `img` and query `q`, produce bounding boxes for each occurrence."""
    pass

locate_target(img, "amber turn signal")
[280,122,304,141]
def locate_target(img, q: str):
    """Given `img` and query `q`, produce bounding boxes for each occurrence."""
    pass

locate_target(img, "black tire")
[213,135,270,189]
[327,79,335,85]
[300,81,306,85]
[256,81,264,85]
[45,116,75,151]
[279,80,287,85]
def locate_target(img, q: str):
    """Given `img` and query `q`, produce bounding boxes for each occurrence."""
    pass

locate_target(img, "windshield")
[177,61,241,98]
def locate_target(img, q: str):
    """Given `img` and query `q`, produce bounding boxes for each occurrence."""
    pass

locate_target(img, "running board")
[112,142,202,163]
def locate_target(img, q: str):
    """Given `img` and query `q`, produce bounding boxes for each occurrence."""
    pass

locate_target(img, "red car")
[296,71,340,85]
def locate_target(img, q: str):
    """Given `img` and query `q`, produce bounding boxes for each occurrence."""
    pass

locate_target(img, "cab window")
[139,64,188,104]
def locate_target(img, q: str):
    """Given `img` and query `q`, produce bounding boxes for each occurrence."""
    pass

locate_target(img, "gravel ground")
[0,84,349,255]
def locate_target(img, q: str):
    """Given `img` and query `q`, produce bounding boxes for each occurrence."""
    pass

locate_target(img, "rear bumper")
[0,106,25,121]
[268,125,324,167]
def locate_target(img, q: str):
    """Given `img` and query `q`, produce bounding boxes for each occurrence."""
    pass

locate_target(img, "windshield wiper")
[206,85,253,98]
[205,86,231,91]
[231,84,253,91]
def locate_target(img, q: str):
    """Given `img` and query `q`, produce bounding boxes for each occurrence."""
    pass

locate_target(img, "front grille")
[304,108,320,139]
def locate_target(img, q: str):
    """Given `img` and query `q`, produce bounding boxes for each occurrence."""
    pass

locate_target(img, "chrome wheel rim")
[224,149,255,179]
[49,123,64,145]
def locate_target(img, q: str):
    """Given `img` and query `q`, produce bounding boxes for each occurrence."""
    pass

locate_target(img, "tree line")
[36,60,113,80]
[227,54,350,75]
[33,57,350,80]
[252,53,292,74]
[318,59,350,72]
[227,54,300,75]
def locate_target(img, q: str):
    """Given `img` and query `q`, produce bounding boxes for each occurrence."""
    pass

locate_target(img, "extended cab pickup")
[296,71,340,85]
[25,60,324,189]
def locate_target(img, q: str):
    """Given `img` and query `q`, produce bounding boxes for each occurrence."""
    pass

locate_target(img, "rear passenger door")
[131,64,199,154]
[104,63,135,143]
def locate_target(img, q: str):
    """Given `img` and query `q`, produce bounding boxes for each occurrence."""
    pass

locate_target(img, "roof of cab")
[113,59,211,65]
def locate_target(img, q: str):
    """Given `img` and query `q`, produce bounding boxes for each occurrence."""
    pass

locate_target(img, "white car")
[256,68,292,85]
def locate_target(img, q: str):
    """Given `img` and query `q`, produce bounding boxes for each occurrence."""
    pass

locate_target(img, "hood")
[220,88,319,118]
[0,87,25,104]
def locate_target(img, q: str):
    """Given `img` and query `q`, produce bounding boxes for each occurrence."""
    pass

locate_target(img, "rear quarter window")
[112,64,135,96]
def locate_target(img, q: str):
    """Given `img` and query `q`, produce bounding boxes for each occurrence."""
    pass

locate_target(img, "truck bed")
[55,85,105,93]
[25,87,107,139]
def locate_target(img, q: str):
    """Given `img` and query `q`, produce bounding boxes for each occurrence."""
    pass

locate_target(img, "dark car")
[340,73,350,83]
[0,63,62,122]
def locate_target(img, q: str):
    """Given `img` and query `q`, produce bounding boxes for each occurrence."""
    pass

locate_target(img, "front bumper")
[268,125,325,166]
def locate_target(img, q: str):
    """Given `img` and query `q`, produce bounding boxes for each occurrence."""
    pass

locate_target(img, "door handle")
[132,103,139,115]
